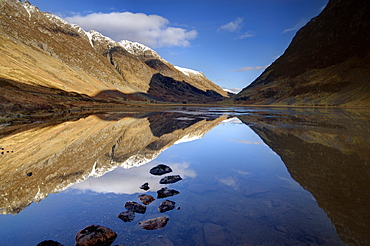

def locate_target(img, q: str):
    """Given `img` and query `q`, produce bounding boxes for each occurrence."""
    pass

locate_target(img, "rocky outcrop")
[233,0,370,106]
[0,0,227,114]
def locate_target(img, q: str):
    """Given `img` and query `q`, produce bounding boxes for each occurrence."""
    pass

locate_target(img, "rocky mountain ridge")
[0,0,227,114]
[233,0,370,107]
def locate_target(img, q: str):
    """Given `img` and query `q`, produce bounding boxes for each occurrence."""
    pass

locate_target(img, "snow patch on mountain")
[119,40,162,59]
[174,134,202,145]
[174,66,203,76]
[22,1,38,19]
[44,12,70,26]
[87,30,117,48]
[223,88,240,94]
[120,40,154,54]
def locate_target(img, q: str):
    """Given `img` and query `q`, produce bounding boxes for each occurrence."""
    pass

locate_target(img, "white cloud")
[282,18,308,33]
[231,65,268,72]
[218,17,243,32]
[70,162,196,195]
[65,12,197,48]
[217,176,238,189]
[235,31,255,39]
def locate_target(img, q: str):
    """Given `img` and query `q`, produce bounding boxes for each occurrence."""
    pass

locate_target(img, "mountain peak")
[119,40,162,60]
[86,30,117,48]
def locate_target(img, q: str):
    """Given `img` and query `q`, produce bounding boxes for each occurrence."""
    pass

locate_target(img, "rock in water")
[75,225,117,246]
[125,201,147,214]
[158,200,176,213]
[150,164,172,175]
[159,175,182,184]
[37,240,64,246]
[138,194,155,205]
[139,182,150,190]
[117,210,135,222]
[139,217,170,230]
[157,187,180,199]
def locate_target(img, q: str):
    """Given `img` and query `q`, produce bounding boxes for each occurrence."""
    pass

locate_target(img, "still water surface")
[0,107,369,245]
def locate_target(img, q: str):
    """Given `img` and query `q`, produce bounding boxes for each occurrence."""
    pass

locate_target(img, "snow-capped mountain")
[0,0,228,114]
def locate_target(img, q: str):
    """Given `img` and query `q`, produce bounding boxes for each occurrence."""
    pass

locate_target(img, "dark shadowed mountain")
[233,0,370,106]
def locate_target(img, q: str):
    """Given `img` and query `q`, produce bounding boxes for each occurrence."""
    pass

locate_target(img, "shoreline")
[2,102,369,125]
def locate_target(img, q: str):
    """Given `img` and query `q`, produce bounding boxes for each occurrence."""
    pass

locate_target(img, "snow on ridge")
[119,40,153,54]
[174,66,203,76]
[222,88,241,94]
[86,30,117,47]
[119,40,162,59]
[44,12,70,26]
[174,134,202,145]
[21,1,38,19]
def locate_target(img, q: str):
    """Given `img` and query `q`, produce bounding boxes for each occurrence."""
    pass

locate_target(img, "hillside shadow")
[147,73,225,103]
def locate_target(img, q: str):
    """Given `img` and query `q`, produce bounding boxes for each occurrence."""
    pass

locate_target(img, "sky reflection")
[71,162,196,194]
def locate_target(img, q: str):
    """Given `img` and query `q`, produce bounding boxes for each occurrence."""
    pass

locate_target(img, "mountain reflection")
[0,110,226,215]
[1,107,369,245]
[237,108,370,246]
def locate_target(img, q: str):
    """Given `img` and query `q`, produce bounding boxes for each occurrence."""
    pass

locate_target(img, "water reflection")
[0,107,369,245]
[71,162,196,194]
[238,108,370,246]
[0,110,225,215]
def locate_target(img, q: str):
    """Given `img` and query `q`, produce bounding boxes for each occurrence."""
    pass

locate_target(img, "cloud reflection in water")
[70,162,196,194]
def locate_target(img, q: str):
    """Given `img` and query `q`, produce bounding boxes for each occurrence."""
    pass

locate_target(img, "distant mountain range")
[233,0,370,107]
[0,0,228,114]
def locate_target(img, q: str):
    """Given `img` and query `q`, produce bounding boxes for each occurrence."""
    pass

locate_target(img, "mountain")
[233,0,370,106]
[0,0,227,114]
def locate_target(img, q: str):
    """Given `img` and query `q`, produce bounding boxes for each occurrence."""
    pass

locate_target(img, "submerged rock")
[157,187,180,199]
[139,182,150,191]
[75,225,117,246]
[158,200,176,213]
[138,194,155,205]
[117,210,135,222]
[125,201,146,214]
[139,217,170,230]
[150,164,172,176]
[37,240,64,246]
[159,175,182,184]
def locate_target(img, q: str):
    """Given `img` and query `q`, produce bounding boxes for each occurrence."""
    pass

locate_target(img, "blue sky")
[30,0,328,93]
